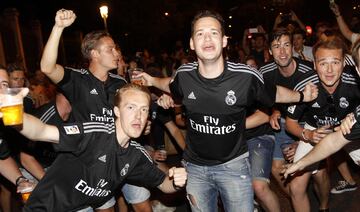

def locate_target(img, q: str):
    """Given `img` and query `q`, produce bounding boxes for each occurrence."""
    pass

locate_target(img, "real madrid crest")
[339,97,349,109]
[225,90,237,106]
[120,163,130,176]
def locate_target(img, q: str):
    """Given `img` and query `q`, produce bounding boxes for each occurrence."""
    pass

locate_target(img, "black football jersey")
[287,67,360,128]
[58,68,127,124]
[170,61,276,165]
[24,122,165,211]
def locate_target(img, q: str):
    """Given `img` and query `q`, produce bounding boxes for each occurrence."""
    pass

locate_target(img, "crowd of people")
[0,1,360,212]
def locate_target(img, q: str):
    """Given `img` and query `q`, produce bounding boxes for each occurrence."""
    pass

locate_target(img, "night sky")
[0,0,358,53]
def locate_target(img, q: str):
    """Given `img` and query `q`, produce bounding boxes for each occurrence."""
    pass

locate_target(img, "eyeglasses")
[326,95,336,115]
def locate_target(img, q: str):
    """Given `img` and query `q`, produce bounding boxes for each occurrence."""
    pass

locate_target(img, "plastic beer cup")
[280,142,293,163]
[128,68,143,85]
[20,186,33,203]
[0,88,24,126]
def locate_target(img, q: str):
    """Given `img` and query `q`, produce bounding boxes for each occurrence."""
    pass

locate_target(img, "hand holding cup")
[128,68,144,85]
[281,142,298,163]
[0,88,29,126]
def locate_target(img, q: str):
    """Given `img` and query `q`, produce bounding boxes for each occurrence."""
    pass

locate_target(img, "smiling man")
[259,28,318,196]
[285,37,360,212]
[283,38,360,187]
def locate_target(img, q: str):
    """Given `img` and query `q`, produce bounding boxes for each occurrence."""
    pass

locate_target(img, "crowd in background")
[0,1,360,212]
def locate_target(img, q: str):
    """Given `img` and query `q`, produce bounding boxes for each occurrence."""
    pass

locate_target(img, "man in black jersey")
[138,10,318,212]
[285,37,360,212]
[19,92,71,182]
[40,9,126,124]
[283,39,360,176]
[0,84,187,212]
[40,9,155,212]
[259,28,318,195]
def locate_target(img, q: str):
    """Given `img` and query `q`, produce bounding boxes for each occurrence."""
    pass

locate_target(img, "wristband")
[15,176,27,186]
[298,91,304,103]
[301,129,310,142]
[172,180,182,191]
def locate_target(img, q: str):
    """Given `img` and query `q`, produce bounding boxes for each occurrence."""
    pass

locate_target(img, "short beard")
[275,58,293,68]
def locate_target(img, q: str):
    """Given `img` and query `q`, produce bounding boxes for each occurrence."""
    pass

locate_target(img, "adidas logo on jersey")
[188,92,196,100]
[90,89,98,95]
[98,155,107,163]
[312,102,321,108]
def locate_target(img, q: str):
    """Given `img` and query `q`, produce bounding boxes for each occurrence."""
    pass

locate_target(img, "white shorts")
[344,141,360,166]
[122,184,150,204]
[293,124,320,174]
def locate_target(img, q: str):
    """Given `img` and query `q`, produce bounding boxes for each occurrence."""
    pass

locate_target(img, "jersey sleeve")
[57,68,76,102]
[251,73,276,107]
[344,122,360,141]
[169,73,184,100]
[156,107,173,124]
[53,123,84,153]
[126,149,166,187]
[286,103,307,120]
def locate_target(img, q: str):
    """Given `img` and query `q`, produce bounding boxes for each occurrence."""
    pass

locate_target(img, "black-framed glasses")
[326,95,336,115]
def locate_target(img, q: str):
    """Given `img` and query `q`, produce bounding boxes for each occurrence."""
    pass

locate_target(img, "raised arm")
[275,82,318,103]
[21,113,59,143]
[330,3,354,42]
[290,10,306,31]
[242,29,251,55]
[135,71,172,93]
[0,88,60,143]
[283,131,350,178]
[40,9,76,84]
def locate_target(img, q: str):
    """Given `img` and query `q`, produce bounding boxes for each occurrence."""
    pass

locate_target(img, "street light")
[99,5,108,31]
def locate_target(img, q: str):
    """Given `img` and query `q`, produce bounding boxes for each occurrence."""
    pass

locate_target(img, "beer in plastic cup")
[20,186,33,203]
[158,149,167,160]
[0,88,24,126]
[280,142,293,163]
[128,68,143,85]
[156,145,167,162]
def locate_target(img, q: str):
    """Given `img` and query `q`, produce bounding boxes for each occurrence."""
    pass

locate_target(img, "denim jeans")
[184,153,253,212]
[273,118,296,160]
[247,134,275,182]
[121,183,150,204]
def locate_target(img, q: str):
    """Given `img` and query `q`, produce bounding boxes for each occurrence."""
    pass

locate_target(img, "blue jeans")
[121,184,150,204]
[184,153,253,212]
[273,118,296,160]
[247,134,275,182]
